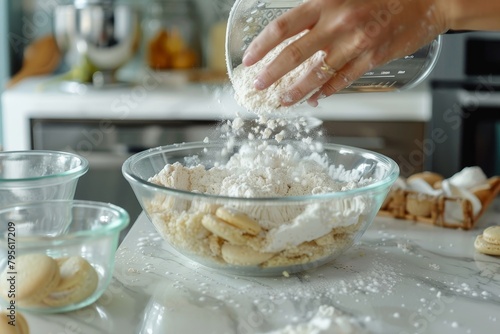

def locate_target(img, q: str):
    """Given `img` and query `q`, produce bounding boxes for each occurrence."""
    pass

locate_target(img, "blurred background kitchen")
[1,0,500,225]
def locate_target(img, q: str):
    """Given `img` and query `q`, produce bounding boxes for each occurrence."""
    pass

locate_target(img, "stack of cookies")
[379,167,500,229]
[0,254,98,310]
[475,226,500,256]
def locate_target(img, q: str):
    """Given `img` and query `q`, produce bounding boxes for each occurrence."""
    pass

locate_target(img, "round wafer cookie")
[201,214,247,245]
[482,226,500,245]
[221,243,275,266]
[0,253,60,306]
[407,171,443,187]
[474,235,500,256]
[215,207,261,235]
[0,310,29,334]
[43,256,99,307]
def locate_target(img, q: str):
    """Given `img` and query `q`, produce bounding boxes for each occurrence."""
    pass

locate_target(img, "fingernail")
[254,77,266,90]
[280,92,292,105]
[307,99,318,107]
[242,52,255,66]
[280,91,299,106]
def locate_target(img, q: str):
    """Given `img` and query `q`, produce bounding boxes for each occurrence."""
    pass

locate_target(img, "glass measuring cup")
[226,0,442,93]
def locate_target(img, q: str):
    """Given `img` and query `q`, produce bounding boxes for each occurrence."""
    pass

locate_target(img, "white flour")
[150,141,346,199]
[226,31,329,145]
[261,305,368,334]
[230,32,325,115]
[149,141,371,257]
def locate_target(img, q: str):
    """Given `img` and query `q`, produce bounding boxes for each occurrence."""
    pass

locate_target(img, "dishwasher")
[31,118,220,240]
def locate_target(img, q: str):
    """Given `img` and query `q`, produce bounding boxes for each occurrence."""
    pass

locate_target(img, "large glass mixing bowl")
[123,140,399,276]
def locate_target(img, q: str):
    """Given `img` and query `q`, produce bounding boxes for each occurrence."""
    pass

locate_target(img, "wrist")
[414,0,449,34]
[439,0,500,31]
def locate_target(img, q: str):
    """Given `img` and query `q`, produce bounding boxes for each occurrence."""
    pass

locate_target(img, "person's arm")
[242,0,500,107]
[442,0,500,31]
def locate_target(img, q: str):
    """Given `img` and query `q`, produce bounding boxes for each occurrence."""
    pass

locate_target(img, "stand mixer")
[53,0,141,89]
[226,0,442,93]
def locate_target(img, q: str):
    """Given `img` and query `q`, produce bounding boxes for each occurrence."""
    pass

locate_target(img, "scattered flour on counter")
[261,305,368,334]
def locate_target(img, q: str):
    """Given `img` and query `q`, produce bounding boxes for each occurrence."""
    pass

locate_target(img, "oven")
[429,31,500,178]
[30,118,219,225]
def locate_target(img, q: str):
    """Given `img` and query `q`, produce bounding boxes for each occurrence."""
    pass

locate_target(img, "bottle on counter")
[205,0,234,80]
[144,0,202,70]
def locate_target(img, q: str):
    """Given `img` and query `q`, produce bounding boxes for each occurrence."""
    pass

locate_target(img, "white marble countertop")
[23,201,500,334]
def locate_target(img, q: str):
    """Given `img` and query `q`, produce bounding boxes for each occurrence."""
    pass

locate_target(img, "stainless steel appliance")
[429,31,500,177]
[53,0,141,86]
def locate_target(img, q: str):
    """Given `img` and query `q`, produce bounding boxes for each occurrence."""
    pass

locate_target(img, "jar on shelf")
[207,0,233,73]
[144,0,202,70]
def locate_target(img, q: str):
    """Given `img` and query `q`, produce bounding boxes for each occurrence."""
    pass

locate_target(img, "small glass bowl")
[0,200,129,313]
[0,150,89,208]
[123,141,399,276]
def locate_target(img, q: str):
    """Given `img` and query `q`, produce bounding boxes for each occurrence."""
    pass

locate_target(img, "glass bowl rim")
[0,150,89,185]
[0,200,130,245]
[122,140,400,202]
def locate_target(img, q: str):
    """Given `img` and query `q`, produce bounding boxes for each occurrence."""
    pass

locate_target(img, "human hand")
[242,0,448,107]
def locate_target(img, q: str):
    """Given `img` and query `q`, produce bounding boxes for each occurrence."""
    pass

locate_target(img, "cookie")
[44,256,99,307]
[215,207,261,235]
[482,226,500,245]
[471,183,492,205]
[201,214,247,245]
[474,235,500,256]
[221,243,275,266]
[315,232,348,246]
[208,235,223,257]
[0,310,29,334]
[0,254,60,306]
[406,195,433,217]
[407,171,443,188]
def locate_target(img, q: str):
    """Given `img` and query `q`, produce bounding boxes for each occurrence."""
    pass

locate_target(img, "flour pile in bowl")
[145,139,375,272]
[142,30,379,273]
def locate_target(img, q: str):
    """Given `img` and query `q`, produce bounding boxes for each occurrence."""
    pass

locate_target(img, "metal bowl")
[53,1,141,84]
